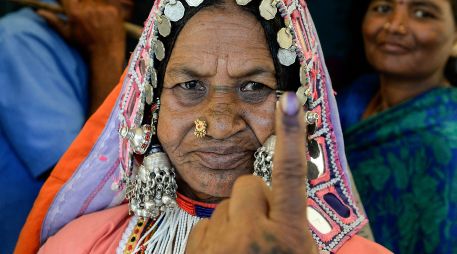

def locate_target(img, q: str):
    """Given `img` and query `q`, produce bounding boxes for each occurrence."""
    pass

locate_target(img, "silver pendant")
[185,0,204,7]
[259,0,277,20]
[296,85,308,105]
[277,48,296,66]
[299,64,309,86]
[144,83,153,104]
[236,0,252,6]
[164,0,185,22]
[277,27,293,49]
[150,68,158,88]
[154,40,165,61]
[157,15,171,37]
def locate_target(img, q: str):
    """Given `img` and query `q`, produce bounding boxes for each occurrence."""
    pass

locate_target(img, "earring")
[253,135,276,186]
[194,119,207,138]
[126,145,177,219]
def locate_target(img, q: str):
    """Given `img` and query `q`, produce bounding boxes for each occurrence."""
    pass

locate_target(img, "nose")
[384,6,408,34]
[203,91,246,140]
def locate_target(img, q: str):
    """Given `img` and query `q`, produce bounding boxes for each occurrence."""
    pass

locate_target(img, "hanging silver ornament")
[144,83,153,105]
[277,48,296,66]
[236,0,252,6]
[157,15,171,37]
[277,27,293,49]
[253,135,276,186]
[186,0,204,7]
[119,125,153,155]
[305,111,319,125]
[126,146,178,219]
[150,68,158,88]
[154,40,165,61]
[259,0,277,20]
[296,85,308,105]
[164,0,185,22]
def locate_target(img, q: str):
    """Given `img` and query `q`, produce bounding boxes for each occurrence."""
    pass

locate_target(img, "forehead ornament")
[277,47,297,66]
[236,0,253,6]
[164,0,185,22]
[154,39,166,61]
[259,0,278,20]
[157,15,172,37]
[277,27,293,49]
[186,0,205,7]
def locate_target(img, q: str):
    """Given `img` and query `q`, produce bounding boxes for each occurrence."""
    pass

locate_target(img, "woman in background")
[338,0,457,253]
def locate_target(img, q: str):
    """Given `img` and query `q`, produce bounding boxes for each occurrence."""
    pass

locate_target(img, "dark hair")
[154,0,300,98]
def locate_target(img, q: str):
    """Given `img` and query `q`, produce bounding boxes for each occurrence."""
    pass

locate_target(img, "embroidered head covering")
[39,0,367,252]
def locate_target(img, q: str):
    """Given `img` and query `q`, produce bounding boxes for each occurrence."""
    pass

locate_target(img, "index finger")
[270,92,308,227]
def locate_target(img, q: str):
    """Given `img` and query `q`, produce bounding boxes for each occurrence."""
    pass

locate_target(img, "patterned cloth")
[338,76,457,253]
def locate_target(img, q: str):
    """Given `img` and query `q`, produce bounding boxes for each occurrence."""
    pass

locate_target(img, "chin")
[178,165,253,200]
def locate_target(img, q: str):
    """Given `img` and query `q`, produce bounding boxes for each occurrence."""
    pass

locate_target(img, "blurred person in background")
[0,0,133,252]
[338,0,457,253]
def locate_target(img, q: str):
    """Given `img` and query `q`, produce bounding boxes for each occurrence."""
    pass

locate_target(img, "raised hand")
[186,92,318,254]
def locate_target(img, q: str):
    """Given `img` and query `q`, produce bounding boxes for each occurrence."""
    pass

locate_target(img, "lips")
[192,146,254,170]
[378,41,411,54]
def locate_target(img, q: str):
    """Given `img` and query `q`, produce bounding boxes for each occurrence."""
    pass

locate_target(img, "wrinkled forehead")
[165,4,275,79]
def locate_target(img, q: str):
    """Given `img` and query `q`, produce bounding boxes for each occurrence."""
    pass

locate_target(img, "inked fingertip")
[280,92,299,116]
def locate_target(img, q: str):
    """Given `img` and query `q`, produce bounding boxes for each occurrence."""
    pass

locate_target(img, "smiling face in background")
[157,3,277,201]
[363,0,457,80]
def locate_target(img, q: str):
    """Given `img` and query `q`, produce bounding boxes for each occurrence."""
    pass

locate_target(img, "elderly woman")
[16,0,390,253]
[338,0,457,253]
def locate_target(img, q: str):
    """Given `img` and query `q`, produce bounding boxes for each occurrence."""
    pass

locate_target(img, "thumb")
[36,9,71,41]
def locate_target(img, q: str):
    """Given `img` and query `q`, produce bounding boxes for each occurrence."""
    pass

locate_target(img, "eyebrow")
[229,67,275,79]
[410,0,442,14]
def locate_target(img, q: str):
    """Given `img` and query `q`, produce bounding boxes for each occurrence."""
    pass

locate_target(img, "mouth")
[378,41,411,54]
[192,148,254,170]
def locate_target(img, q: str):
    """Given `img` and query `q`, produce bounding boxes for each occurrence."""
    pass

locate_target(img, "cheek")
[243,99,276,144]
[157,92,195,150]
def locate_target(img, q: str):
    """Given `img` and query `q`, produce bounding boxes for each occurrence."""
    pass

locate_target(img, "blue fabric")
[337,76,457,253]
[0,8,88,253]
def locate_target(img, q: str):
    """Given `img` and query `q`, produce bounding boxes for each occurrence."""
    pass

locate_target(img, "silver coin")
[259,0,277,20]
[296,85,308,105]
[277,27,293,49]
[185,0,204,7]
[164,0,185,22]
[144,83,153,104]
[150,68,158,88]
[299,64,308,85]
[155,40,165,61]
[277,48,296,66]
[157,15,171,37]
[236,0,252,6]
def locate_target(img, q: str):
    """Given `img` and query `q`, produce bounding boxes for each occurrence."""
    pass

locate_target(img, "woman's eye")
[178,80,206,91]
[240,82,266,92]
[370,2,392,14]
[238,81,273,104]
[413,9,435,19]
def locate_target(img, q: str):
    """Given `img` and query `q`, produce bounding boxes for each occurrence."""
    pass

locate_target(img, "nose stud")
[194,119,207,138]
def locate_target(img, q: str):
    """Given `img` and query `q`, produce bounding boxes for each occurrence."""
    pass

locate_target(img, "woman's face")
[363,0,457,79]
[157,4,277,201]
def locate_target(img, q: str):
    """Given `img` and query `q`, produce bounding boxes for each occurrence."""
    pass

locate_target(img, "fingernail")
[280,92,299,116]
